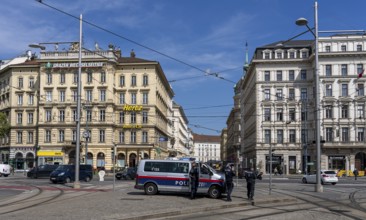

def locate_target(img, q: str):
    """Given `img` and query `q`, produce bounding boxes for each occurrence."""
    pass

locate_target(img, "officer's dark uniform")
[189,163,199,199]
[244,169,257,200]
[225,165,235,202]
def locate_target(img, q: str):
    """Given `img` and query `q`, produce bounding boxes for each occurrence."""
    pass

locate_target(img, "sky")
[1,0,366,136]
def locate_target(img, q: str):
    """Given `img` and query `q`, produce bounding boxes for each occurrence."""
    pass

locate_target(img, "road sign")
[159,137,168,142]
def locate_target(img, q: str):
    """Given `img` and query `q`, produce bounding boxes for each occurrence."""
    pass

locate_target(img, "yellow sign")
[37,151,64,157]
[123,124,142,129]
[123,105,143,111]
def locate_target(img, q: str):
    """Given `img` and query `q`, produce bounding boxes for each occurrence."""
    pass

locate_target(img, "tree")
[0,112,10,138]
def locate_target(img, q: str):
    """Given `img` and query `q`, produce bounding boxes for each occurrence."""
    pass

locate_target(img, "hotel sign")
[51,62,104,68]
[123,105,143,111]
[123,124,142,129]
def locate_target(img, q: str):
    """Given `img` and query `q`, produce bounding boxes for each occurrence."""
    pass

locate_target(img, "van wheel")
[144,183,158,195]
[332,183,336,185]
[85,176,91,182]
[65,177,71,184]
[208,186,221,199]
[302,178,307,184]
[3,174,8,177]
[0,173,2,177]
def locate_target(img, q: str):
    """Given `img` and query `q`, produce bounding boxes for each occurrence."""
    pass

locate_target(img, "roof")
[193,133,221,143]
[117,57,155,64]
[258,40,313,49]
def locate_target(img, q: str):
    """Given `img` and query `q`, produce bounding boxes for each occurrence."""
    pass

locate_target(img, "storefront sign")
[329,156,345,160]
[123,124,142,129]
[123,105,143,111]
[51,62,104,68]
[37,151,64,157]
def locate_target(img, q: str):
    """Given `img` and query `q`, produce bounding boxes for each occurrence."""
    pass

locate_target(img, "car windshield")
[324,171,336,174]
[55,165,70,171]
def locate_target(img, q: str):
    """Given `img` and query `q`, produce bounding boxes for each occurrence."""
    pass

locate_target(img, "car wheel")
[144,183,158,195]
[65,177,71,184]
[33,173,38,179]
[116,177,121,180]
[208,186,221,199]
[302,178,307,184]
[0,173,2,177]
[51,180,57,184]
[331,183,336,185]
[85,176,91,182]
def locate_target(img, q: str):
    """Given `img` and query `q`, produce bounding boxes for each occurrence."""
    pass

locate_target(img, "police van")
[134,159,225,199]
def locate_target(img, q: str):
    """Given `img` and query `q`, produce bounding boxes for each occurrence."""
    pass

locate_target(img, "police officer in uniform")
[225,164,235,202]
[189,162,199,199]
[244,167,257,200]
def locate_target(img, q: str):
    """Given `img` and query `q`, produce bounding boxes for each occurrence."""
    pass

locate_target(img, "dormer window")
[341,45,347,52]
[300,49,309,58]
[288,50,296,59]
[357,45,363,51]
[275,50,284,59]
[263,49,272,59]
[325,45,331,52]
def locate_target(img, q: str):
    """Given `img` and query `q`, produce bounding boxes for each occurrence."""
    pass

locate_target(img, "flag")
[358,69,365,78]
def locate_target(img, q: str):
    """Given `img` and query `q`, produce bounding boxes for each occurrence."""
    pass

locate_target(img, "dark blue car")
[50,164,93,184]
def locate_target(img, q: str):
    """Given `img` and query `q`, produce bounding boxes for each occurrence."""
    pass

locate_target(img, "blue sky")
[1,0,366,135]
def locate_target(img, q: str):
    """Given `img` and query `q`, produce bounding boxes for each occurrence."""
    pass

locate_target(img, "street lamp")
[296,1,322,193]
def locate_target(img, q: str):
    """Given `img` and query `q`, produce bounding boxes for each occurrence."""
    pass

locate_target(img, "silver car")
[302,170,338,185]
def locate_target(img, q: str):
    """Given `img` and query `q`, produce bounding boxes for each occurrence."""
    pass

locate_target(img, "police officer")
[244,167,257,200]
[189,162,199,199]
[225,164,235,202]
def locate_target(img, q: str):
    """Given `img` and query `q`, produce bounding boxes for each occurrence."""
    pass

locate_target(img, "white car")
[302,170,338,185]
[0,164,11,177]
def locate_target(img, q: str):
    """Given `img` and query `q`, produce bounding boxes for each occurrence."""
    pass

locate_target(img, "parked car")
[115,167,137,180]
[0,164,11,177]
[27,164,59,178]
[302,170,338,185]
[50,164,93,184]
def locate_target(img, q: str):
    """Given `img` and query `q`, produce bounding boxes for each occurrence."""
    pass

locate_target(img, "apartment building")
[170,102,191,157]
[0,43,175,171]
[193,133,221,162]
[241,34,366,174]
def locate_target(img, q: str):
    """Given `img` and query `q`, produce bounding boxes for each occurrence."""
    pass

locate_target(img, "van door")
[197,163,213,193]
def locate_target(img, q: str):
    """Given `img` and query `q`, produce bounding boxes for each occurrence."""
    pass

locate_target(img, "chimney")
[130,49,136,58]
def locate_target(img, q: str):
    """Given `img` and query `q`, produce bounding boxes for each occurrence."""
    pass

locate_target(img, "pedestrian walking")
[244,167,257,200]
[224,164,235,202]
[189,161,199,200]
[353,169,359,180]
[274,167,278,176]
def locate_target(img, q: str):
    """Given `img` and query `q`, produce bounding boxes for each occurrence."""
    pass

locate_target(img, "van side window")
[200,165,210,175]
[144,161,189,173]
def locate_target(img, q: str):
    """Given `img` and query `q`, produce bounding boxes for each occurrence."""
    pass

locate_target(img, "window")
[73,71,78,83]
[27,131,33,144]
[17,113,22,124]
[341,105,348,118]
[28,94,34,105]
[86,90,93,102]
[72,130,76,141]
[264,130,271,144]
[357,64,364,75]
[357,127,365,142]
[357,45,363,51]
[119,75,125,87]
[119,93,125,104]
[264,89,270,100]
[100,71,106,83]
[357,105,365,119]
[289,70,295,81]
[60,72,65,84]
[131,112,136,123]
[341,64,348,76]
[276,89,283,101]
[131,93,137,104]
[357,84,364,96]
[301,129,308,143]
[46,110,52,122]
[342,84,348,97]
[326,128,333,142]
[131,131,136,143]
[341,45,347,52]
[301,109,307,121]
[277,130,283,144]
[301,51,308,58]
[46,91,52,102]
[27,112,33,124]
[325,65,332,76]
[301,88,307,100]
[119,131,125,143]
[325,84,332,96]
[59,90,65,102]
[46,72,52,84]
[276,52,282,59]
[288,88,295,100]
[325,105,333,119]
[86,109,92,122]
[325,46,331,52]
[59,130,65,142]
[72,90,77,102]
[143,75,148,86]
[142,111,148,123]
[276,108,283,121]
[59,110,65,122]
[87,71,93,83]
[264,108,271,121]
[131,75,137,86]
[276,71,282,81]
[289,51,295,59]
[341,127,349,142]
[264,71,270,81]
[45,130,51,142]
[99,130,105,142]
[17,94,23,105]
[142,131,148,143]
[119,112,125,123]
[29,77,34,88]
[289,130,296,143]
[73,110,77,122]
[289,108,295,121]
[143,92,148,104]
[17,131,22,144]
[264,52,270,59]
[99,109,105,122]
[100,90,106,102]
[300,70,307,80]
[18,77,23,88]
